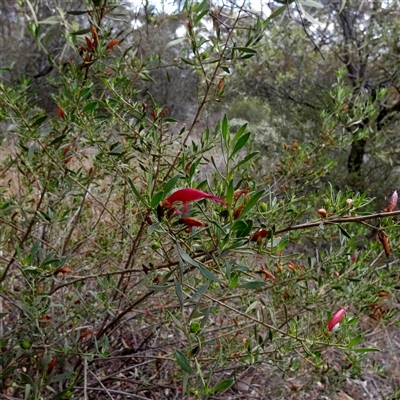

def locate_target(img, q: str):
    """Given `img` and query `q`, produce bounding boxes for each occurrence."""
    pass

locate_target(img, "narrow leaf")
[230,132,251,159]
[353,347,379,353]
[174,278,184,308]
[236,190,264,220]
[348,335,362,347]
[163,175,182,195]
[82,101,98,112]
[238,281,267,289]
[233,151,259,170]
[211,378,234,393]
[174,349,196,375]
[232,123,248,144]
[167,311,185,332]
[194,8,210,26]
[189,283,209,303]
[151,191,164,208]
[164,37,185,51]
[233,47,257,54]
[198,265,220,282]
[70,28,91,35]
[338,225,351,239]
[221,114,229,142]
[128,178,148,206]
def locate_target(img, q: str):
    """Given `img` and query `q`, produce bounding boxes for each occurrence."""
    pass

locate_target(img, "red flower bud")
[385,190,398,212]
[179,217,206,227]
[250,229,269,241]
[328,305,350,332]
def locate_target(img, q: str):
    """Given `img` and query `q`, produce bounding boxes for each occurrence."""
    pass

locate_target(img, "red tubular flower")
[328,305,350,332]
[163,188,227,214]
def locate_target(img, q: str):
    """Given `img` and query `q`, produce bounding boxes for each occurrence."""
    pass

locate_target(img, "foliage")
[1,1,400,399]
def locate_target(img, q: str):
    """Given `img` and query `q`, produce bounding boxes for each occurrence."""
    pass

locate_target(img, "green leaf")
[147,222,161,236]
[233,47,257,54]
[275,234,289,252]
[236,190,264,220]
[167,311,185,332]
[189,283,209,303]
[238,281,267,289]
[338,225,351,239]
[211,378,234,393]
[151,191,164,208]
[174,348,196,375]
[180,57,197,66]
[353,348,380,353]
[232,123,248,144]
[221,114,229,143]
[27,144,35,163]
[82,101,98,112]
[232,220,253,237]
[164,37,186,51]
[176,244,219,281]
[198,265,220,282]
[67,10,92,15]
[70,28,91,35]
[348,334,362,347]
[51,389,75,400]
[177,243,201,268]
[174,278,184,308]
[0,63,15,71]
[31,115,47,128]
[49,134,66,147]
[139,72,156,83]
[39,16,60,25]
[233,151,259,170]
[128,178,148,206]
[163,175,182,195]
[300,0,324,9]
[230,132,251,159]
[347,317,359,326]
[266,4,289,24]
[0,312,8,319]
[226,180,234,206]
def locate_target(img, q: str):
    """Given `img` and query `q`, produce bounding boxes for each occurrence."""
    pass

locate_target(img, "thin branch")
[274,209,400,235]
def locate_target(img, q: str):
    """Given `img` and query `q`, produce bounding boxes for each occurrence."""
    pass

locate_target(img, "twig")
[87,367,115,400]
[274,209,400,235]
[84,358,88,400]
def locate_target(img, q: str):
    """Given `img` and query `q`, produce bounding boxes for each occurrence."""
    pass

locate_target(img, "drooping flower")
[163,188,227,215]
[328,305,350,332]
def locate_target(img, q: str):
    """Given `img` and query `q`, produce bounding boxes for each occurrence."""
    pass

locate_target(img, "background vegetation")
[1,1,400,399]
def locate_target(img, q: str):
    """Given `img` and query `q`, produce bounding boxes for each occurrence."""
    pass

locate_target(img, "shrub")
[1,1,399,399]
